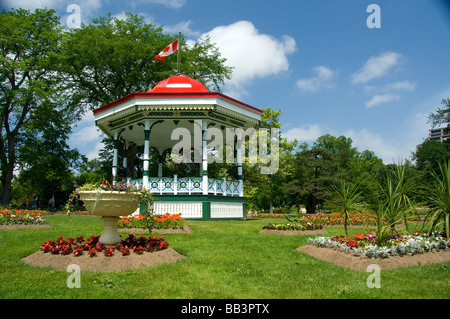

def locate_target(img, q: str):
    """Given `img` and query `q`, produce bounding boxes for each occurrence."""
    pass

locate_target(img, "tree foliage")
[427,98,450,129]
[1,9,234,206]
[14,103,83,208]
[0,8,82,204]
[62,12,232,109]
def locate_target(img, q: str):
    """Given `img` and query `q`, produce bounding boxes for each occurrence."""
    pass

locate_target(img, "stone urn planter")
[78,191,142,245]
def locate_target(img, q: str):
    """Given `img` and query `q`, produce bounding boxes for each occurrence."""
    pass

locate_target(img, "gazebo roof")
[92,75,263,148]
[93,76,263,118]
[149,75,210,93]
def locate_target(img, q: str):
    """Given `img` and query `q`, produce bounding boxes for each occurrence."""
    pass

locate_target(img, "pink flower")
[100,184,107,189]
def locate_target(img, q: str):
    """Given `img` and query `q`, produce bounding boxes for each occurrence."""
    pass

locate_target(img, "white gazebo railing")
[129,175,241,196]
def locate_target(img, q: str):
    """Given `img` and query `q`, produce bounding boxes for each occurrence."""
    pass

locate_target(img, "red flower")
[121,246,130,256]
[133,245,145,255]
[73,247,84,256]
[88,248,97,257]
[103,246,115,257]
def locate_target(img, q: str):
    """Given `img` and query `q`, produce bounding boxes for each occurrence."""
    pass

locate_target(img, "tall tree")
[287,144,337,214]
[314,134,358,172]
[62,12,233,109]
[15,103,83,208]
[0,8,81,204]
[348,149,386,207]
[412,139,450,178]
[428,98,450,129]
[243,107,297,213]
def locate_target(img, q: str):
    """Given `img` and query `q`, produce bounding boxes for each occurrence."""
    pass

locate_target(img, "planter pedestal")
[99,216,122,245]
[78,190,142,246]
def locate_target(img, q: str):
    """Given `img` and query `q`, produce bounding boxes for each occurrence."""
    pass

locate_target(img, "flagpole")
[177,32,181,75]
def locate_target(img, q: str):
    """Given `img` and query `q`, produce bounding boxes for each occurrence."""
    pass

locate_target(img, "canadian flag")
[154,39,179,61]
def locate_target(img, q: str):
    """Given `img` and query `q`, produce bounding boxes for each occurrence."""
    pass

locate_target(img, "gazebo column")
[158,154,163,177]
[112,131,119,184]
[236,131,244,197]
[122,140,130,184]
[202,121,208,195]
[143,120,151,188]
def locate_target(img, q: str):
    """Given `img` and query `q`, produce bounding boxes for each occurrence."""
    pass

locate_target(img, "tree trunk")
[0,139,17,205]
[269,193,273,214]
[306,196,317,214]
[0,168,13,205]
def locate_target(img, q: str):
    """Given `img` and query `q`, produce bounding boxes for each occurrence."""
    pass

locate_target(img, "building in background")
[428,127,450,143]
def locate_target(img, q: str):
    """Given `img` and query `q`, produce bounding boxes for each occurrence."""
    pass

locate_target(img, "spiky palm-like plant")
[427,160,450,239]
[390,162,418,232]
[374,176,410,245]
[324,179,367,236]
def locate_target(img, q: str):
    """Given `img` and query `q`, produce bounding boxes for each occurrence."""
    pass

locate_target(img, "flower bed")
[262,221,323,231]
[40,233,169,257]
[299,212,379,226]
[247,212,287,218]
[307,231,449,260]
[0,208,47,225]
[262,212,380,231]
[119,213,185,230]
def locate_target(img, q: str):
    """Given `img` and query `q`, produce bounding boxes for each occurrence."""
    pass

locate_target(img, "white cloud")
[199,21,296,98]
[364,80,417,94]
[296,66,338,92]
[5,0,104,27]
[134,0,186,9]
[352,51,403,84]
[70,125,101,147]
[282,124,325,143]
[1,0,64,10]
[85,140,105,160]
[163,20,201,37]
[283,124,414,164]
[69,112,104,160]
[344,129,407,164]
[384,80,416,92]
[282,87,450,165]
[113,11,155,24]
[365,93,400,108]
[8,0,104,16]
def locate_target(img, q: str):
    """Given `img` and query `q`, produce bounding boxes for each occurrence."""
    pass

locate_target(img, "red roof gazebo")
[92,75,263,220]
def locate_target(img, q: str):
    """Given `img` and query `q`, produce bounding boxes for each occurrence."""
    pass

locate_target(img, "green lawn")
[0,215,449,299]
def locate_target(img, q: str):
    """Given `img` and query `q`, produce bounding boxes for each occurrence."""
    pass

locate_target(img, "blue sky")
[2,0,450,164]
